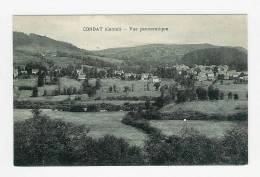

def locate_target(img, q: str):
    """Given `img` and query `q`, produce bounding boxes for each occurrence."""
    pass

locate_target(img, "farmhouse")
[196,72,207,81]
[78,73,86,80]
[13,68,19,78]
[206,71,215,81]
[149,76,160,83]
[141,73,150,80]
[114,70,124,76]
[32,69,39,75]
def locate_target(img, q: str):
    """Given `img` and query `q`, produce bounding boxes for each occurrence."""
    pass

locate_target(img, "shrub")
[14,109,88,166]
[18,86,34,90]
[196,87,208,100]
[87,104,100,112]
[31,87,38,97]
[221,128,248,164]
[14,109,144,166]
[176,90,188,103]
[234,94,239,100]
[144,127,247,165]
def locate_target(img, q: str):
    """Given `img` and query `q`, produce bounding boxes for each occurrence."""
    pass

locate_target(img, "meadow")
[14,109,147,147]
[150,119,247,138]
[160,100,248,116]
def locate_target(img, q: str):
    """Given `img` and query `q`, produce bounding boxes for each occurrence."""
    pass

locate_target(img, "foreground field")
[150,119,247,138]
[14,109,147,147]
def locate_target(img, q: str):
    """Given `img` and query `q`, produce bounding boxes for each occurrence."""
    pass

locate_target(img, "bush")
[196,87,208,100]
[144,127,247,165]
[234,94,239,100]
[31,87,38,97]
[208,85,220,100]
[18,86,34,90]
[87,104,100,112]
[14,109,144,166]
[176,90,188,103]
[122,112,162,137]
[221,128,248,164]
[14,109,88,166]
[70,104,85,112]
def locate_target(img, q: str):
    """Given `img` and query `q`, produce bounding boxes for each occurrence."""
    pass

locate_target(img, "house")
[32,69,39,75]
[196,72,207,82]
[13,68,18,78]
[149,76,160,83]
[114,70,124,75]
[227,70,240,80]
[21,70,27,74]
[141,73,150,80]
[124,73,136,80]
[206,71,215,80]
[78,73,86,80]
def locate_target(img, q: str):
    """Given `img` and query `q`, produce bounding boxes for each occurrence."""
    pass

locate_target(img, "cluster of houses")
[171,64,248,83]
[13,65,40,78]
[14,63,248,84]
[74,65,161,83]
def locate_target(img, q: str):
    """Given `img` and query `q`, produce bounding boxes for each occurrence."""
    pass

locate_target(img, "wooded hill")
[13,32,247,71]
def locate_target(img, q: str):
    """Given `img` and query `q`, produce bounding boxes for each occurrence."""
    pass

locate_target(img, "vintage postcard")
[13,15,247,166]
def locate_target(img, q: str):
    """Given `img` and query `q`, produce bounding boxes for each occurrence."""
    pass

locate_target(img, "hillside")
[13,32,122,66]
[93,43,217,64]
[181,47,247,71]
[13,32,247,70]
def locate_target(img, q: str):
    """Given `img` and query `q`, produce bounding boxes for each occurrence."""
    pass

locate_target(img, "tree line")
[14,109,247,166]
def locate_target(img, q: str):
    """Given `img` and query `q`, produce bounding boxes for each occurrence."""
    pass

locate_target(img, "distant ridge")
[13,31,247,71]
[181,47,247,71]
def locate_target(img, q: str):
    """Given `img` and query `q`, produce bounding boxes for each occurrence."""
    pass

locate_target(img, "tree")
[123,86,131,95]
[109,86,113,93]
[208,85,219,100]
[82,77,90,92]
[154,82,160,91]
[196,87,208,100]
[160,85,168,98]
[177,89,188,103]
[25,63,32,75]
[98,70,106,78]
[169,85,178,100]
[234,94,239,100]
[228,92,233,99]
[222,128,248,164]
[131,83,134,92]
[113,84,117,92]
[208,85,215,100]
[95,79,101,90]
[14,108,88,166]
[32,87,38,97]
[145,99,151,110]
[220,92,224,100]
[146,82,150,91]
[37,70,45,87]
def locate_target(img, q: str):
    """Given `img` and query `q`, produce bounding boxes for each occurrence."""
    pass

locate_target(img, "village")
[13,62,248,99]
[12,15,248,166]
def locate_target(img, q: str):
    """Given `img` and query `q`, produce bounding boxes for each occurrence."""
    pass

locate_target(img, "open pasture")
[150,119,247,139]
[14,109,147,147]
[93,78,175,98]
[160,100,248,116]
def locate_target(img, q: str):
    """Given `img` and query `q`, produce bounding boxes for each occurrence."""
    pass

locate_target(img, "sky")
[13,15,247,50]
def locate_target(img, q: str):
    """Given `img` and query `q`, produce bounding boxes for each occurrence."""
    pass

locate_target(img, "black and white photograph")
[13,15,248,166]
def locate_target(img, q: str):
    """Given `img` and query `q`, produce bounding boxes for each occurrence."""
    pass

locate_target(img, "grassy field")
[14,109,147,147]
[13,78,37,87]
[92,78,176,98]
[215,80,247,100]
[196,80,248,100]
[160,100,248,116]
[150,119,247,138]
